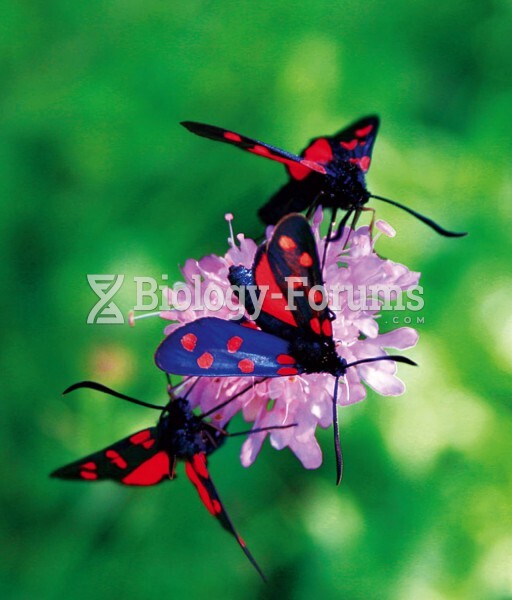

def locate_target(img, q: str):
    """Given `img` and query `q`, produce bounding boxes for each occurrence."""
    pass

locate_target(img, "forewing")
[255,214,333,340]
[186,453,266,581]
[327,115,379,174]
[155,317,302,378]
[51,427,173,486]
[181,121,327,176]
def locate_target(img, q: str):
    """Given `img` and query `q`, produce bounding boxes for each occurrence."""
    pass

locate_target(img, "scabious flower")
[160,210,420,470]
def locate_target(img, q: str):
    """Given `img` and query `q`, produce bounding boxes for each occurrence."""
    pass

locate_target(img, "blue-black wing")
[155,317,302,377]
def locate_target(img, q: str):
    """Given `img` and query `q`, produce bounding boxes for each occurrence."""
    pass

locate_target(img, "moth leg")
[203,424,228,442]
[305,190,324,220]
[361,206,376,238]
[321,206,337,272]
[228,423,297,437]
[169,455,177,480]
[340,208,362,250]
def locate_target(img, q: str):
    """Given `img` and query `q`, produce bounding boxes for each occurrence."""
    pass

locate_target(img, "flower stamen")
[128,310,162,327]
[225,212,237,248]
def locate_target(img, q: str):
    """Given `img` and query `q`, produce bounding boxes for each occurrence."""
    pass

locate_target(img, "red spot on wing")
[302,160,327,174]
[238,358,255,373]
[122,451,170,485]
[288,164,312,181]
[359,156,371,172]
[192,453,210,479]
[80,462,98,480]
[244,142,327,181]
[341,139,358,150]
[185,460,217,515]
[322,319,333,337]
[277,367,299,376]
[130,430,155,450]
[197,352,214,369]
[277,354,296,365]
[250,144,274,159]
[105,449,127,469]
[310,317,321,335]
[238,536,247,548]
[299,252,313,267]
[288,138,332,180]
[349,156,371,173]
[227,336,243,353]
[212,499,222,514]
[278,235,297,251]
[304,137,333,164]
[255,254,297,327]
[181,333,197,352]
[356,124,373,137]
[130,430,150,444]
[224,131,242,142]
[241,320,258,329]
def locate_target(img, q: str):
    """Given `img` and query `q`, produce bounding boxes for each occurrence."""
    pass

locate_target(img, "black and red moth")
[181,116,466,239]
[155,214,416,484]
[51,381,266,581]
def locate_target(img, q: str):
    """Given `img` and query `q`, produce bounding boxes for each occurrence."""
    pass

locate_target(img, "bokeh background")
[2,1,512,598]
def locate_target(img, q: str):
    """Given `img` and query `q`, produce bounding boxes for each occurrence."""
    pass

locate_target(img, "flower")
[160,210,420,470]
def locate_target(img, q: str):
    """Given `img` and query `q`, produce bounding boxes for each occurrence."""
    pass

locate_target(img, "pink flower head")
[161,210,420,470]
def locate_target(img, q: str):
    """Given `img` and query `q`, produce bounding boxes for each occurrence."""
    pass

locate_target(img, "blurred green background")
[2,1,512,598]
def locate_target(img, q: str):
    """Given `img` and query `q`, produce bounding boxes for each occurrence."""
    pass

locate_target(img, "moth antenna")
[370,194,467,237]
[225,212,238,248]
[345,354,418,369]
[128,310,162,326]
[228,423,297,437]
[333,376,343,485]
[63,381,166,410]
